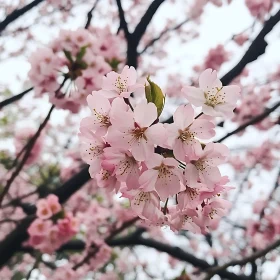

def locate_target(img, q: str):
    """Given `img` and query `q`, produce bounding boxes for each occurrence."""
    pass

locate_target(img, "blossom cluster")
[27,194,79,253]
[79,66,240,233]
[246,203,280,250]
[28,28,124,113]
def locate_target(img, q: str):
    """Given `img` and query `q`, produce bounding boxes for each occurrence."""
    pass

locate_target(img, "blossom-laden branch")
[72,217,140,270]
[0,105,55,206]
[0,166,89,268]
[203,238,280,280]
[0,0,45,34]
[20,229,246,280]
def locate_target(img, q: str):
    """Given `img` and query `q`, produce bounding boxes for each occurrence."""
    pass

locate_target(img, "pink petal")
[139,169,158,191]
[173,104,194,129]
[185,164,200,188]
[131,139,154,161]
[199,69,218,91]
[191,119,215,139]
[182,86,205,107]
[134,102,157,127]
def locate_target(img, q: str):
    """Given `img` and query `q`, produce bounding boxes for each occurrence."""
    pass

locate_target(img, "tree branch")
[0,87,33,110]
[220,9,280,85]
[217,101,280,143]
[0,0,45,34]
[204,238,280,280]
[133,0,166,46]
[115,0,130,39]
[84,0,101,29]
[0,105,55,206]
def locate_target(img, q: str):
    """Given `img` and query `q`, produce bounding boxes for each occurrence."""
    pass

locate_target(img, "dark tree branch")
[108,235,248,280]
[220,9,280,85]
[115,0,130,39]
[0,215,35,268]
[84,0,101,29]
[204,238,280,280]
[20,229,246,280]
[217,101,280,143]
[0,0,45,34]
[133,0,166,46]
[0,87,33,110]
[126,0,166,67]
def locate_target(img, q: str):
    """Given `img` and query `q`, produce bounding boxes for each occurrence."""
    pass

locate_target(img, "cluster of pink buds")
[79,66,240,233]
[28,28,124,113]
[27,194,79,253]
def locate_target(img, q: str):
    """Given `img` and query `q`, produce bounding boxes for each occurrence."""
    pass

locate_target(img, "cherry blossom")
[182,68,240,118]
[166,104,215,161]
[184,143,229,189]
[107,102,165,161]
[101,65,144,98]
[139,153,183,201]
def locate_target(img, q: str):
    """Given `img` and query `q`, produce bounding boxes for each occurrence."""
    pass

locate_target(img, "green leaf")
[145,76,165,117]
[63,49,74,63]
[76,45,88,62]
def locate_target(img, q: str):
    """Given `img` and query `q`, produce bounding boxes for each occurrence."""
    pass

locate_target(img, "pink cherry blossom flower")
[36,200,53,220]
[46,194,62,215]
[169,208,201,233]
[182,69,240,118]
[177,185,203,210]
[166,104,215,161]
[101,65,144,98]
[139,153,183,201]
[102,147,140,190]
[28,219,53,236]
[79,126,107,176]
[57,213,79,237]
[84,92,112,136]
[95,167,121,193]
[199,176,234,201]
[129,189,165,224]
[201,198,231,227]
[107,102,165,161]
[184,143,229,189]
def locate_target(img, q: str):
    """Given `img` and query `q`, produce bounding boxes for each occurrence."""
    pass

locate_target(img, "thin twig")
[84,0,101,29]
[0,87,33,110]
[139,17,189,54]
[217,101,280,143]
[0,0,45,34]
[203,238,280,280]
[0,105,55,206]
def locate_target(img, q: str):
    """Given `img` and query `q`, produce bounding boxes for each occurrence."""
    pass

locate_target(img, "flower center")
[192,159,206,171]
[208,208,218,219]
[134,191,150,205]
[154,163,173,179]
[132,124,148,140]
[178,129,194,142]
[93,109,111,127]
[115,76,128,93]
[204,86,225,107]
[186,187,199,200]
